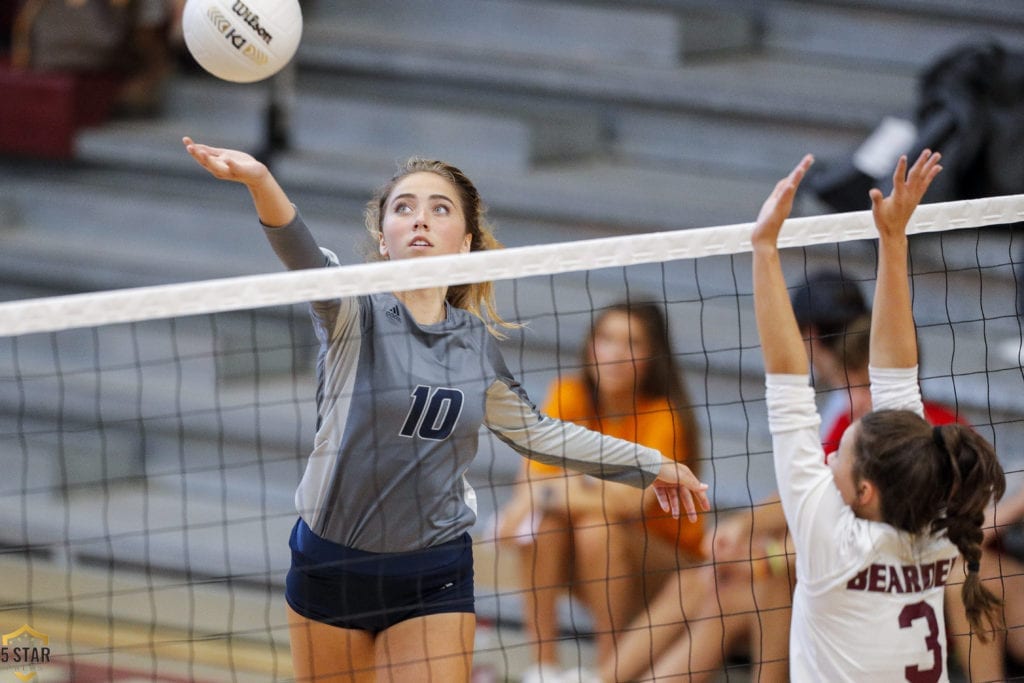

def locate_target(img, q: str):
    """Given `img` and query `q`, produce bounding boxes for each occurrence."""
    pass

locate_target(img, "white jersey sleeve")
[765,374,855,581]
[869,365,925,417]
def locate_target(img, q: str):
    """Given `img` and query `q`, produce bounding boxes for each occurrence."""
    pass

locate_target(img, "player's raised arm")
[182,137,296,228]
[751,155,814,376]
[869,150,942,370]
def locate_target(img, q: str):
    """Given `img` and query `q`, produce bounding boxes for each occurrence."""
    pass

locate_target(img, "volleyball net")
[1,195,1023,681]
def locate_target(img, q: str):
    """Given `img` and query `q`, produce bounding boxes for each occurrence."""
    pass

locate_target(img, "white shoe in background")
[557,666,601,683]
[521,663,564,683]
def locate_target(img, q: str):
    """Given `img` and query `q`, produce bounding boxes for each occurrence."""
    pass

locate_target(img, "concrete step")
[70,105,791,232]
[296,33,913,131]
[0,165,293,292]
[273,151,785,230]
[0,478,295,584]
[291,0,1024,180]
[306,0,757,68]
[76,76,605,177]
[288,91,602,173]
[610,107,863,177]
[795,0,1024,27]
[766,1,1024,70]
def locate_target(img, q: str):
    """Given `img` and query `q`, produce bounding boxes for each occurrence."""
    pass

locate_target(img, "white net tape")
[2,194,1022,337]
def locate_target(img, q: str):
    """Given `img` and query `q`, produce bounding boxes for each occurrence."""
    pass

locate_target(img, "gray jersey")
[264,212,663,552]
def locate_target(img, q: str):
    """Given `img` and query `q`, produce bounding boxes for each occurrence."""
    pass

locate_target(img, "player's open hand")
[869,149,942,240]
[653,461,711,522]
[751,154,814,252]
[183,137,269,186]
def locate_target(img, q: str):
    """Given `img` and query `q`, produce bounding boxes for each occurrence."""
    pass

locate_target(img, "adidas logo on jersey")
[385,305,401,323]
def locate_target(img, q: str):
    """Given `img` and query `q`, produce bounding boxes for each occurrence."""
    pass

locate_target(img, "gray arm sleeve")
[261,208,331,270]
[261,208,347,330]
[483,379,663,489]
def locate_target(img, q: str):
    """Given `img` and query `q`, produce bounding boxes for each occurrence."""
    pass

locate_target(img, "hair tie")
[966,561,980,573]
[932,425,946,452]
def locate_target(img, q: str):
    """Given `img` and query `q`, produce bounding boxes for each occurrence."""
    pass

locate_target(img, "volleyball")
[181,0,303,83]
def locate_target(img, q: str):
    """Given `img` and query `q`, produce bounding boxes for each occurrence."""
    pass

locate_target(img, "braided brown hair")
[855,410,1006,639]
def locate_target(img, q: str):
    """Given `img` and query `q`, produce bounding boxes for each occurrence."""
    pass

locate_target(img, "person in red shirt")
[796,271,967,453]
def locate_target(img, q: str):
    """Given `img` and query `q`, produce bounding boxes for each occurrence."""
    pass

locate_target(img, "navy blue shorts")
[285,519,475,634]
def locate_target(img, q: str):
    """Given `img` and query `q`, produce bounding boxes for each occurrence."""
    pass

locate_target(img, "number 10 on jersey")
[399,385,465,441]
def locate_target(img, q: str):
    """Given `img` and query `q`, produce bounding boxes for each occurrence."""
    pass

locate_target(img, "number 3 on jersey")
[900,601,942,683]
[400,385,465,440]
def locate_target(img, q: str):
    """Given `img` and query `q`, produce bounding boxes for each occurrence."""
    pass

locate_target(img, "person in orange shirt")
[498,302,704,683]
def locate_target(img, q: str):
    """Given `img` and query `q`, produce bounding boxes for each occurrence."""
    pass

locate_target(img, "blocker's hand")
[652,460,711,522]
[182,137,269,187]
[869,149,943,239]
[751,154,814,252]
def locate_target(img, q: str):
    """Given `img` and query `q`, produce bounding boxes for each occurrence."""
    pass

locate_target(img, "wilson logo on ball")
[183,0,302,83]
[231,1,274,45]
[205,6,268,65]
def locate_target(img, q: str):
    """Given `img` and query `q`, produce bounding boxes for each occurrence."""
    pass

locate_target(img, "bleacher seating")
[2,2,1024,676]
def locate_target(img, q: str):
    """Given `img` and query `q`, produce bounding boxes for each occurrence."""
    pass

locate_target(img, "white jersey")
[767,366,958,683]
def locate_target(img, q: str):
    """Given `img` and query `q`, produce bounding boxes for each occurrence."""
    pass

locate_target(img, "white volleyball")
[182,0,303,83]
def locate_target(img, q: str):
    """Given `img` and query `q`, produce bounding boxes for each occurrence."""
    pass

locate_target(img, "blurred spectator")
[11,0,175,117]
[946,480,1024,681]
[790,269,871,433]
[497,302,705,683]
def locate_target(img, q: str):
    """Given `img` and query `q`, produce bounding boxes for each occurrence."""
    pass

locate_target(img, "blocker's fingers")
[891,154,909,187]
[869,187,884,209]
[913,149,937,178]
[916,150,942,182]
